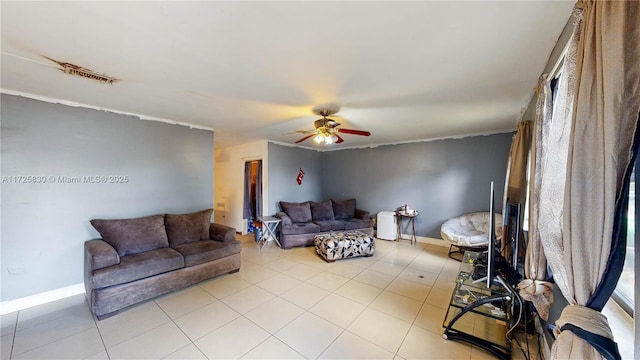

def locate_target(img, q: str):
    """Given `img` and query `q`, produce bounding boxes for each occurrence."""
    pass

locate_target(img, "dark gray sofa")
[276,199,374,249]
[85,209,241,320]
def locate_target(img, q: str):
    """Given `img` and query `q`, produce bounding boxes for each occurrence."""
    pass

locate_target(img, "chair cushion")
[332,199,356,220]
[90,215,169,256]
[165,209,213,247]
[314,220,346,232]
[280,201,312,223]
[172,240,242,267]
[281,222,321,235]
[440,212,503,247]
[310,200,335,221]
[91,248,184,289]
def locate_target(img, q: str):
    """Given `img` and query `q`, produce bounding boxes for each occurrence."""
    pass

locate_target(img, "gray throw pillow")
[310,200,335,221]
[332,198,356,220]
[165,209,213,247]
[90,214,169,256]
[280,201,312,223]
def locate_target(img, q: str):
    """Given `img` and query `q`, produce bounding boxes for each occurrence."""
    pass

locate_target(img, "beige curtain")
[501,121,532,262]
[535,1,640,359]
[518,78,553,321]
[505,121,532,205]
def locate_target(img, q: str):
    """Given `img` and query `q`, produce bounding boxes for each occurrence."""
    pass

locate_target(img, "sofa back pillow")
[310,200,335,221]
[90,214,168,256]
[332,198,356,220]
[165,208,213,247]
[280,201,312,223]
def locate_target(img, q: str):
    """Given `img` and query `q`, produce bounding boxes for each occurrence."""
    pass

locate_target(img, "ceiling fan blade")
[337,128,371,136]
[284,129,314,135]
[335,133,344,143]
[295,134,315,143]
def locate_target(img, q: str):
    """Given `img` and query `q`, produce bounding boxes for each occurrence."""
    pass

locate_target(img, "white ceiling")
[1,1,573,150]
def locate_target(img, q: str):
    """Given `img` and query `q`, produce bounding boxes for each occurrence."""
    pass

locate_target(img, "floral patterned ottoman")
[314,231,375,262]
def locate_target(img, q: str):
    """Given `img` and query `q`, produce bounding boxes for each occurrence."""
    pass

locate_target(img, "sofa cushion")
[90,215,169,256]
[314,220,346,232]
[281,222,321,235]
[172,240,242,267]
[280,201,312,223]
[165,209,213,247]
[332,199,356,220]
[310,200,335,221]
[344,218,374,230]
[91,247,184,289]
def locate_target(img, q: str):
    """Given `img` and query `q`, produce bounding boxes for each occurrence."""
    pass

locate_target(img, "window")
[613,164,635,316]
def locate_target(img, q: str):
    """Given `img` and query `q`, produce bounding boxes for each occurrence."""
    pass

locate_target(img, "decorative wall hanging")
[296,168,305,185]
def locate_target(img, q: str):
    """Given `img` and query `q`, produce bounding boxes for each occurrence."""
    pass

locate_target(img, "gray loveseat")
[85,209,241,320]
[276,199,374,249]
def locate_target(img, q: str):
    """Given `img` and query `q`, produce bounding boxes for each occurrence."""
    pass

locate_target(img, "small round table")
[396,211,418,244]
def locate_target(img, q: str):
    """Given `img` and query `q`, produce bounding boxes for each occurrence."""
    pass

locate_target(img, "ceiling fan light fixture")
[291,104,371,145]
[325,135,334,145]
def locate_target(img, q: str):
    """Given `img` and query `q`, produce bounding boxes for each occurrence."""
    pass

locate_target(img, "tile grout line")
[89,301,112,360]
[9,299,99,359]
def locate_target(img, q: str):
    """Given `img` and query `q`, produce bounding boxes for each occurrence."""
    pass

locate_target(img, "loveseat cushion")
[91,247,184,289]
[172,240,242,267]
[332,199,356,220]
[310,200,335,221]
[90,215,169,256]
[344,218,374,230]
[280,201,312,223]
[314,220,346,232]
[165,209,213,247]
[281,222,321,235]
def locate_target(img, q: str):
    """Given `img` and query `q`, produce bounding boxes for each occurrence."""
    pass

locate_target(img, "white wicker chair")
[440,212,503,260]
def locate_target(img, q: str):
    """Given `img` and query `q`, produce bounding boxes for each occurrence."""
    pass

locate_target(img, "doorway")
[243,160,262,234]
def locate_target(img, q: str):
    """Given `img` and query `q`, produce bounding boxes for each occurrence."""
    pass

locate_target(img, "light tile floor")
[1,235,536,359]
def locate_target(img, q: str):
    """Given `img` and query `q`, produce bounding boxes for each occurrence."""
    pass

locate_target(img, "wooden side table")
[257,216,282,249]
[396,211,418,244]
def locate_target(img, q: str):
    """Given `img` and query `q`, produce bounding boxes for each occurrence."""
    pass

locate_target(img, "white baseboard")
[415,235,450,247]
[0,283,85,315]
[393,234,449,247]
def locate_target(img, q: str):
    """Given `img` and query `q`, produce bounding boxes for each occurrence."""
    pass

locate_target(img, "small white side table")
[257,216,282,249]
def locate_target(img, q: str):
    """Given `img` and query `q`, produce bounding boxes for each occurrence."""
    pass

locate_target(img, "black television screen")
[486,181,496,289]
[472,181,498,290]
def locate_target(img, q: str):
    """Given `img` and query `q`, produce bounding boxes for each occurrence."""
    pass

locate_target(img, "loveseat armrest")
[276,212,292,226]
[355,209,370,220]
[210,223,236,242]
[85,239,120,271]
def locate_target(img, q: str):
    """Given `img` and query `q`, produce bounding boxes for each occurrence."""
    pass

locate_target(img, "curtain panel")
[255,161,263,218]
[536,1,640,359]
[518,77,553,321]
[501,121,532,263]
[243,161,252,219]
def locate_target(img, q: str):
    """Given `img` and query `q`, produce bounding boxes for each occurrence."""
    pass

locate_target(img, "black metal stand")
[443,293,512,360]
[448,244,487,261]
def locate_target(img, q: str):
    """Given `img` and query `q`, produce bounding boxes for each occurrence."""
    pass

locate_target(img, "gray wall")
[1,94,214,301]
[321,134,513,238]
[267,143,322,215]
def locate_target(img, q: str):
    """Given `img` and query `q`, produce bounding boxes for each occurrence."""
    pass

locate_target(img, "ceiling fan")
[289,104,371,145]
